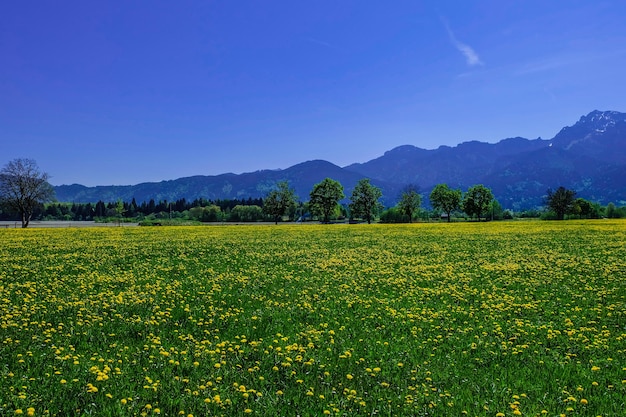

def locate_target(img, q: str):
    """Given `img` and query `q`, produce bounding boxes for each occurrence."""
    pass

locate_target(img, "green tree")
[379,207,405,223]
[349,179,382,224]
[573,198,593,219]
[203,205,222,222]
[462,184,494,221]
[309,178,344,223]
[545,186,576,220]
[115,199,125,218]
[0,158,55,228]
[429,184,462,223]
[489,199,504,220]
[606,202,618,219]
[229,205,264,222]
[397,185,421,223]
[188,205,222,222]
[263,181,298,224]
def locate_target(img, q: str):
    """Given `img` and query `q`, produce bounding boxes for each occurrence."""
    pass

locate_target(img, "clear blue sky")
[2,1,626,186]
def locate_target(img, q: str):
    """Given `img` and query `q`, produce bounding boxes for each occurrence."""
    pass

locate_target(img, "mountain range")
[54,110,626,210]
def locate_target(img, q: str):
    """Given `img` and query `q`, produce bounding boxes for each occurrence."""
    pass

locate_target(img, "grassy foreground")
[1,221,625,416]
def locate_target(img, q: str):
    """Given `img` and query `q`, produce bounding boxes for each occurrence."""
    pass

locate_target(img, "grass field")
[1,221,625,416]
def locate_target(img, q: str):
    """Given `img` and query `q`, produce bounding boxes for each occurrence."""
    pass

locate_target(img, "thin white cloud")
[514,48,626,76]
[515,56,571,75]
[442,18,483,67]
[305,37,340,51]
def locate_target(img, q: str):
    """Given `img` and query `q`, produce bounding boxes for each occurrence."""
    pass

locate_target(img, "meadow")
[1,221,625,416]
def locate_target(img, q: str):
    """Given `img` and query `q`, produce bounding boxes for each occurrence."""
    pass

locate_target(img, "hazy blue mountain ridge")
[54,110,626,210]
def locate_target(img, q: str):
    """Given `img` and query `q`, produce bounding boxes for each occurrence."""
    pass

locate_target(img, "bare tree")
[0,158,55,228]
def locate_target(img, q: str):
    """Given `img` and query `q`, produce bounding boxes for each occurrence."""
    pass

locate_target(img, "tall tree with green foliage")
[349,178,382,224]
[488,199,504,220]
[263,181,298,224]
[429,183,462,222]
[397,184,421,223]
[115,199,125,218]
[0,158,55,228]
[462,184,494,221]
[309,178,344,223]
[573,198,594,219]
[606,202,618,218]
[545,186,576,220]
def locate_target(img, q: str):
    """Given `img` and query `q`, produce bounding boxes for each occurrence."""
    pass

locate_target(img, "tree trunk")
[22,211,31,228]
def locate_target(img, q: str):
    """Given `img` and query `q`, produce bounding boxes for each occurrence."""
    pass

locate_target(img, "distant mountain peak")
[551,110,626,149]
[577,110,626,131]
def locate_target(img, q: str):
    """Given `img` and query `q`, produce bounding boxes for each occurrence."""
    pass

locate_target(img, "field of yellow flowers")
[1,221,625,416]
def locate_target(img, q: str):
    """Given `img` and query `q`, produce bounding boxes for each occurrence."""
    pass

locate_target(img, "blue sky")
[2,1,626,186]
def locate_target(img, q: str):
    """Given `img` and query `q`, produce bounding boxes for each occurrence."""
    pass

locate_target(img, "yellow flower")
[346,374,353,380]
[244,410,252,414]
[15,410,23,415]
[580,398,588,405]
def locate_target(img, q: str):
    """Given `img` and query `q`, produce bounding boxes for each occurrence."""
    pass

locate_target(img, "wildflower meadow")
[1,221,625,416]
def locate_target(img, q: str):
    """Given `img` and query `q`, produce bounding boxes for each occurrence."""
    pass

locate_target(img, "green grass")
[1,221,625,416]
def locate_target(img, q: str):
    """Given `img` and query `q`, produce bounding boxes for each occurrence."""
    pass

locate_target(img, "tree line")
[1,158,625,227]
[0,197,266,223]
[258,178,624,224]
